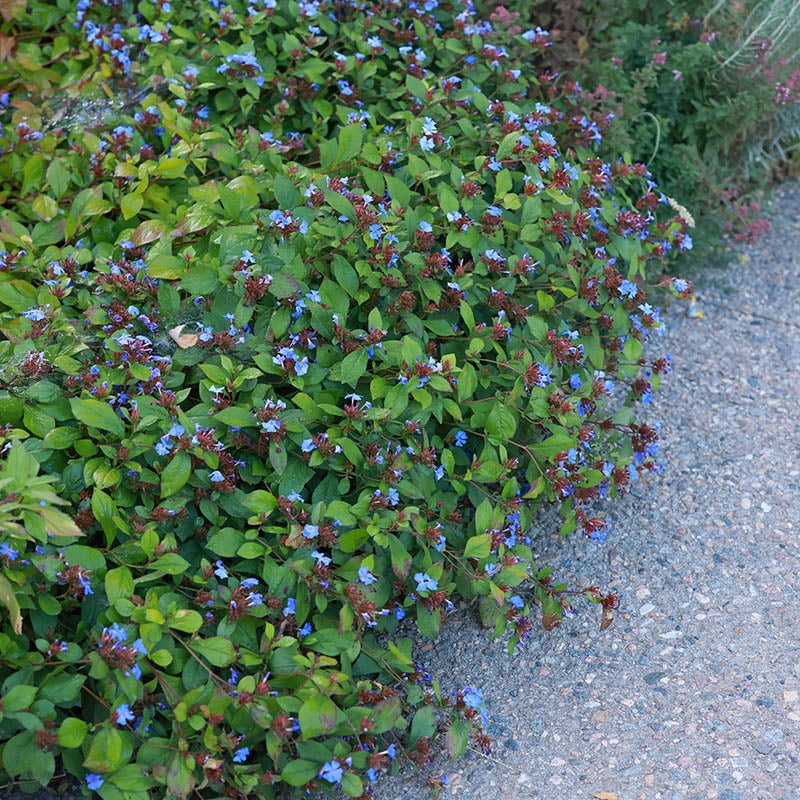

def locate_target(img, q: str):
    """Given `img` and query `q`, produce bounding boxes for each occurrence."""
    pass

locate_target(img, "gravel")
[5,183,798,800]
[372,179,800,800]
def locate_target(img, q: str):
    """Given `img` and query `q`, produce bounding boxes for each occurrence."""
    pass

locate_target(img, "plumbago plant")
[0,0,692,797]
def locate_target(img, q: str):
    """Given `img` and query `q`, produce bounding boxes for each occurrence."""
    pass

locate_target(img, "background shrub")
[0,0,689,797]
[478,0,800,260]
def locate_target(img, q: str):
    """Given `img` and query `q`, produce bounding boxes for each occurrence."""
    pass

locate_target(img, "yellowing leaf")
[0,0,25,22]
[168,324,199,348]
[0,574,22,634]
[0,32,16,62]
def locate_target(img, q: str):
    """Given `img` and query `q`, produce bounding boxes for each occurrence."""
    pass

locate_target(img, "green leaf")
[91,488,117,543]
[32,194,58,222]
[155,157,188,179]
[341,772,364,797]
[180,265,219,294]
[38,673,84,705]
[416,605,441,639]
[339,348,368,387]
[336,124,363,165]
[160,450,191,498]
[120,193,144,220]
[370,696,403,733]
[388,534,412,579]
[280,760,320,787]
[189,637,235,667]
[530,431,575,459]
[496,130,524,160]
[168,609,203,633]
[241,490,278,515]
[457,362,477,402]
[325,189,355,220]
[406,73,428,100]
[3,683,37,712]
[46,159,71,198]
[474,499,493,534]
[148,254,185,280]
[495,168,513,199]
[445,718,469,758]
[205,527,245,557]
[166,753,195,799]
[58,718,88,748]
[42,426,80,450]
[105,567,134,605]
[299,694,339,739]
[408,705,436,745]
[301,628,354,656]
[150,553,190,575]
[108,764,156,791]
[486,405,517,440]
[464,533,492,560]
[83,726,124,771]
[385,175,410,208]
[213,406,257,427]
[333,256,359,297]
[69,398,124,438]
[273,174,300,209]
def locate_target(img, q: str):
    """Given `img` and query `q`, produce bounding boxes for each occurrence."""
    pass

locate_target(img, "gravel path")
[374,179,800,800]
[4,184,798,800]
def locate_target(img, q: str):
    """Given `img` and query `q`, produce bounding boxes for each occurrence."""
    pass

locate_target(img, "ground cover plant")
[0,0,691,797]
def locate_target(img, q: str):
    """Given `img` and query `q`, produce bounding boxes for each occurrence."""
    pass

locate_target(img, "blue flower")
[283,597,296,616]
[453,430,468,447]
[414,572,438,592]
[233,746,249,763]
[302,524,319,539]
[108,623,127,642]
[209,470,225,483]
[132,638,147,655]
[214,560,229,579]
[115,703,135,725]
[673,278,689,292]
[85,773,104,791]
[358,566,377,585]
[463,687,488,722]
[509,595,524,609]
[0,542,19,560]
[319,760,343,784]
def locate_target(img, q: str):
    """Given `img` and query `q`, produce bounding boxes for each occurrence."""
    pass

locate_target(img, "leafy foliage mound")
[0,0,690,797]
